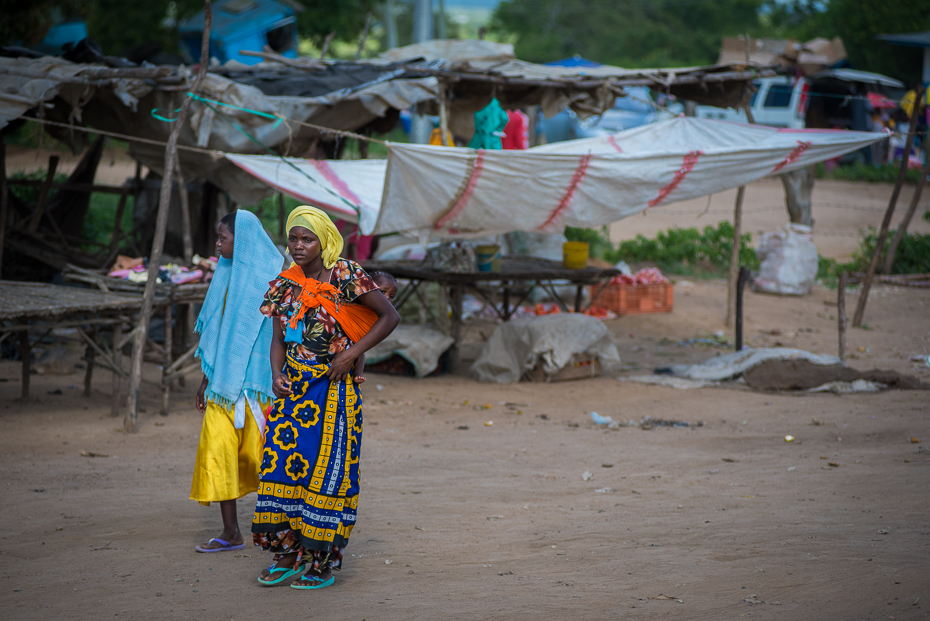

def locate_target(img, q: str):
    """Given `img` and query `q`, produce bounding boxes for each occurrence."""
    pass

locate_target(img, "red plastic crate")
[589,282,674,316]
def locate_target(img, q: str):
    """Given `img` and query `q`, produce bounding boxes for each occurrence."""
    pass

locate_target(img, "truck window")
[763,84,793,108]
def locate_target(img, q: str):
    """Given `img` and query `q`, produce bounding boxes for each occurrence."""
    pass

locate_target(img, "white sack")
[365,325,453,378]
[472,314,622,384]
[752,223,819,296]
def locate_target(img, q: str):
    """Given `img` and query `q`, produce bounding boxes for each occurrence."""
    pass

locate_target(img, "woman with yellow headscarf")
[251,206,399,590]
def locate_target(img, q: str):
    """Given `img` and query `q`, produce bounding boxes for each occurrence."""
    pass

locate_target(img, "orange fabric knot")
[279,265,378,344]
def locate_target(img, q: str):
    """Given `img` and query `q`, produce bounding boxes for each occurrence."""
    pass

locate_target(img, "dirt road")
[2,276,928,620]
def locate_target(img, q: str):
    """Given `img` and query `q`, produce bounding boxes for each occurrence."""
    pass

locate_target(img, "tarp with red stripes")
[226,116,884,239]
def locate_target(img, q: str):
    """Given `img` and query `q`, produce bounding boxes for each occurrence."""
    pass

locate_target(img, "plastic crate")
[589,282,674,316]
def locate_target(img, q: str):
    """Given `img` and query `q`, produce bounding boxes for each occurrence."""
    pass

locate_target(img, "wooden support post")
[175,158,194,263]
[124,0,213,432]
[83,328,96,397]
[438,82,451,146]
[161,304,173,416]
[111,321,123,416]
[852,85,923,328]
[735,267,750,351]
[19,330,30,399]
[449,285,464,373]
[725,185,746,327]
[27,155,60,233]
[277,192,286,243]
[0,137,7,277]
[574,284,584,312]
[882,155,930,274]
[837,273,847,364]
[108,188,130,258]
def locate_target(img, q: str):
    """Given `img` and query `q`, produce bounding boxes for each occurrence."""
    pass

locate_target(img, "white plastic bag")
[752,223,819,296]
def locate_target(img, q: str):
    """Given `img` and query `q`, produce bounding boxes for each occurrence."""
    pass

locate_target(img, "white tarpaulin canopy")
[226,116,884,237]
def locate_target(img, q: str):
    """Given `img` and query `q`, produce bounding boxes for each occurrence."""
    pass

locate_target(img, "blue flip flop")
[290,575,335,590]
[195,538,245,553]
[258,563,306,586]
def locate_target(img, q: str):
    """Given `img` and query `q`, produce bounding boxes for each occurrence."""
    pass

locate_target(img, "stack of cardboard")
[718,36,847,75]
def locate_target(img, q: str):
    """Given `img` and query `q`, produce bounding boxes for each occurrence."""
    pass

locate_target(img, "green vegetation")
[814,162,923,185]
[566,221,759,278]
[491,0,926,83]
[855,229,930,275]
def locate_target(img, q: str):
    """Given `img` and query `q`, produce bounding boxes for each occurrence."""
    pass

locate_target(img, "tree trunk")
[781,167,815,226]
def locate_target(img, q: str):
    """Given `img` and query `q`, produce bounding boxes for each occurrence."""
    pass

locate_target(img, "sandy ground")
[2,270,929,620]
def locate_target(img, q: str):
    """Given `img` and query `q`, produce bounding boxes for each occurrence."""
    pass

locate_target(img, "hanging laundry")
[501,109,529,150]
[468,98,509,150]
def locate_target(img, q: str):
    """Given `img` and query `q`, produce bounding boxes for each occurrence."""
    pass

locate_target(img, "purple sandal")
[195,538,245,553]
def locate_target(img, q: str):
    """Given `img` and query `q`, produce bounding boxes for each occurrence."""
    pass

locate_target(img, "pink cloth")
[501,110,529,150]
[334,219,376,261]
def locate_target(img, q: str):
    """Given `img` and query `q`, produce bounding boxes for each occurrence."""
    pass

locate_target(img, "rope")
[17,116,219,155]
[184,93,387,144]
[188,97,362,217]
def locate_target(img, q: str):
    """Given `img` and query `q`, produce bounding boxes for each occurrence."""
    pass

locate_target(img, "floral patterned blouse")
[260,258,378,366]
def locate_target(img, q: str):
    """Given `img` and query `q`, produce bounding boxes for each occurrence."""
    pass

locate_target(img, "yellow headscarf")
[286,206,343,269]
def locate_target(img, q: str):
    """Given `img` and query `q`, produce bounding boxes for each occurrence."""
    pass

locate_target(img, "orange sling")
[279,265,378,343]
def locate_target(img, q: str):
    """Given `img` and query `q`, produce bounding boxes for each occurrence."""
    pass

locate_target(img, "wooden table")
[361,257,619,372]
[62,265,210,415]
[0,281,143,403]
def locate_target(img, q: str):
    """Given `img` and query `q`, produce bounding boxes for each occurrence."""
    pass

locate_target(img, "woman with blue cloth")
[252,206,399,589]
[190,210,283,553]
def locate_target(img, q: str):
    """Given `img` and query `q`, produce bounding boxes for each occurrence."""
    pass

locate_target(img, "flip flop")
[290,575,335,590]
[258,563,306,586]
[195,538,245,553]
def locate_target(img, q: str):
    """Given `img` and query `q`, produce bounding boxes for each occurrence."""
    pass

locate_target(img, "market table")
[0,281,144,401]
[361,256,620,372]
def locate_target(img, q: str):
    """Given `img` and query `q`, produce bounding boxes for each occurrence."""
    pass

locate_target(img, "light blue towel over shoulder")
[195,210,283,408]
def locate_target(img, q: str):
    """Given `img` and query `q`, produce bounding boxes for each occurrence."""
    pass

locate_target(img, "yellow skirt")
[190,399,265,506]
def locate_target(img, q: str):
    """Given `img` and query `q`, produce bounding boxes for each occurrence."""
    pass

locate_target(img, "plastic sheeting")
[655,347,841,382]
[379,117,885,239]
[472,314,622,384]
[364,324,453,378]
[227,116,884,238]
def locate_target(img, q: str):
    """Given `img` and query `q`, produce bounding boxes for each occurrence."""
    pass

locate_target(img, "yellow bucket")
[476,244,502,272]
[562,241,589,269]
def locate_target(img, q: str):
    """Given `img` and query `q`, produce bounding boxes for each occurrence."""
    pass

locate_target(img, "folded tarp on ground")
[364,324,454,378]
[472,314,622,384]
[226,116,883,238]
[655,347,841,381]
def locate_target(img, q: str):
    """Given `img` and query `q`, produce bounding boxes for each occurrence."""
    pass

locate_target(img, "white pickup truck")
[695,76,808,128]
[694,70,904,129]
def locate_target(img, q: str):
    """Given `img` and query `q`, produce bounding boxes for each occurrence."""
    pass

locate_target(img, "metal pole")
[385,0,398,50]
[410,0,434,144]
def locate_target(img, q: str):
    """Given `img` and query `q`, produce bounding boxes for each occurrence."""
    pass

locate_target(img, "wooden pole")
[83,328,96,397]
[161,303,173,416]
[355,12,372,59]
[735,266,750,351]
[725,103,755,328]
[882,155,930,274]
[27,155,60,233]
[124,0,213,432]
[175,158,194,264]
[19,330,30,400]
[837,272,847,364]
[725,186,745,327]
[851,85,923,327]
[0,137,7,278]
[438,82,451,146]
[111,321,123,416]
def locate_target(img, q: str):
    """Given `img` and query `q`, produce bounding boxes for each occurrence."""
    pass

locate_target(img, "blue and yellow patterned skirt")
[251,355,362,564]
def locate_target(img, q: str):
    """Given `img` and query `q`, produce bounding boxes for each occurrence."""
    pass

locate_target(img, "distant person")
[352,270,398,384]
[190,210,282,553]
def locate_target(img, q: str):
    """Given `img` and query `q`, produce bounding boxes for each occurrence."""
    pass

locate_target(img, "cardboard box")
[528,354,600,383]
